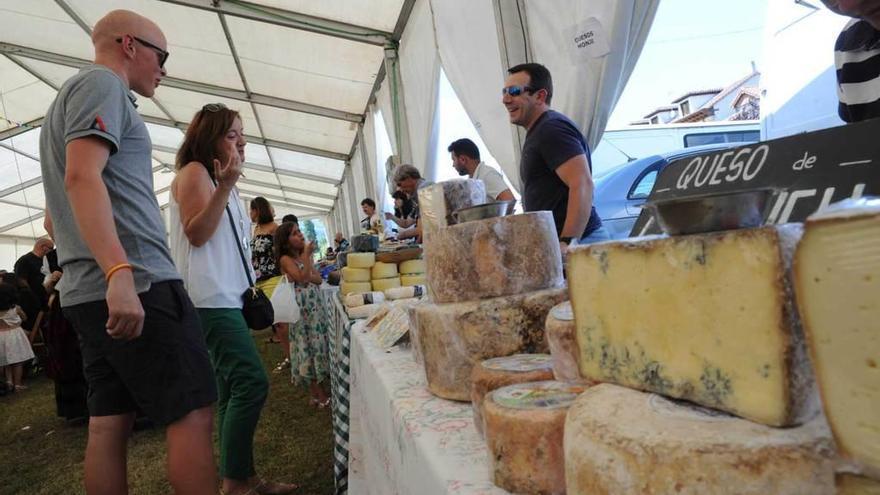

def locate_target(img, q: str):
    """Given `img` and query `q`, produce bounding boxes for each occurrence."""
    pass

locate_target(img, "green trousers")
[198,308,268,480]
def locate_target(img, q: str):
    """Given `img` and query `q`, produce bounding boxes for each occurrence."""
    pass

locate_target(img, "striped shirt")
[835,19,880,122]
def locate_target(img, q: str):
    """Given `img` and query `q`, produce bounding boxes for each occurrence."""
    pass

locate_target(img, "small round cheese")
[400,274,426,287]
[341,266,371,282]
[347,252,375,268]
[565,384,836,495]
[371,277,401,293]
[484,380,587,494]
[340,281,372,296]
[470,354,554,436]
[399,258,426,275]
[370,261,398,280]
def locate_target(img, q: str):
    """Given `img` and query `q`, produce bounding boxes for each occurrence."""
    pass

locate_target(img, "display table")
[347,322,508,495]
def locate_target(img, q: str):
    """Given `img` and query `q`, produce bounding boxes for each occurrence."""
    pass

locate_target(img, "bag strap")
[214,179,255,288]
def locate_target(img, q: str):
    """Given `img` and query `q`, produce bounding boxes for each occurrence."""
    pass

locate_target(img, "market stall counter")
[347,320,508,495]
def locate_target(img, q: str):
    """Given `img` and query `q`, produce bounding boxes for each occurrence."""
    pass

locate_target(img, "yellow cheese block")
[347,252,375,268]
[399,259,426,275]
[400,274,426,287]
[568,226,816,427]
[370,261,398,279]
[340,281,372,296]
[565,384,835,495]
[836,473,880,495]
[794,199,880,478]
[371,277,401,292]
[341,266,370,282]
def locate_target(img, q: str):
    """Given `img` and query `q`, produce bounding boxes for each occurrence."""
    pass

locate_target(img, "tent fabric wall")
[398,0,442,180]
[523,0,659,151]
[429,0,520,190]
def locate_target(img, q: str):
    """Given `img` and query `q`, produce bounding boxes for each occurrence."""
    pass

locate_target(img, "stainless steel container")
[645,188,779,235]
[452,200,517,223]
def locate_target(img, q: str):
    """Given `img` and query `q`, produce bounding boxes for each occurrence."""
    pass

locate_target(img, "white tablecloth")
[347,322,508,495]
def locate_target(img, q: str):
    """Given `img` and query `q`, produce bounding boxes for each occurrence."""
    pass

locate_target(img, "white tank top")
[169,185,254,308]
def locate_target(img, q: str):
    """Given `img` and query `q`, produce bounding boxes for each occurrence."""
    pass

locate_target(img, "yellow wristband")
[105,263,133,283]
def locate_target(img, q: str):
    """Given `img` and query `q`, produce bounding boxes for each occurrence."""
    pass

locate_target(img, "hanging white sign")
[568,17,611,62]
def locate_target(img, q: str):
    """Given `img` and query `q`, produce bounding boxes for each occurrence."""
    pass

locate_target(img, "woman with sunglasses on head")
[169,103,297,495]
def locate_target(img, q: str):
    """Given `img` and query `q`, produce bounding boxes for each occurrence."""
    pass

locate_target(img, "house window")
[680,100,691,115]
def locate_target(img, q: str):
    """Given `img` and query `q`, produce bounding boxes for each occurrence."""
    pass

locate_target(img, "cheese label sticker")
[550,301,574,321]
[649,394,732,422]
[491,381,585,410]
[482,354,553,373]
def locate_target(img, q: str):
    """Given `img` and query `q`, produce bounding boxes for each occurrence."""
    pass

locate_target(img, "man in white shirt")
[447,138,515,203]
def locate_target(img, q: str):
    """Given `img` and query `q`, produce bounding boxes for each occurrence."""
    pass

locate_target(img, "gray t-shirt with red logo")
[40,65,180,307]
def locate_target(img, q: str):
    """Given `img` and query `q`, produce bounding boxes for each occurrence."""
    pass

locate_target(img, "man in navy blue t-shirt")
[502,63,608,253]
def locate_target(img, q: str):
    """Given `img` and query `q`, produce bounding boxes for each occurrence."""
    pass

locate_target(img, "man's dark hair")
[360,198,376,209]
[508,63,553,105]
[447,138,480,161]
[0,283,18,311]
[281,214,298,224]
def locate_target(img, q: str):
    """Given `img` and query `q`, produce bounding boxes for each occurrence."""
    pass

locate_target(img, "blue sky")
[608,0,768,127]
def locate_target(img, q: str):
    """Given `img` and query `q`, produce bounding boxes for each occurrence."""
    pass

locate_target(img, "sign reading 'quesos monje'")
[630,118,880,237]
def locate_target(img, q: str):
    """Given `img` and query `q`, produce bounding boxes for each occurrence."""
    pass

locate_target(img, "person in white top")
[447,138,515,203]
[170,103,297,495]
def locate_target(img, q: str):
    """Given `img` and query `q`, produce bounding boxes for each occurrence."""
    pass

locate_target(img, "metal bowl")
[452,200,517,224]
[645,188,779,236]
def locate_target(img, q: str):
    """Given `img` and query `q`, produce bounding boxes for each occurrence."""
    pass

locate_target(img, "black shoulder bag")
[224,201,274,329]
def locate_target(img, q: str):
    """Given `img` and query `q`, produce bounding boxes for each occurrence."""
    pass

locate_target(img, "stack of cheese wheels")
[370,261,400,293]
[483,380,587,494]
[413,287,567,401]
[794,199,880,481]
[564,384,835,495]
[566,225,817,427]
[340,253,374,295]
[398,258,426,287]
[470,354,554,436]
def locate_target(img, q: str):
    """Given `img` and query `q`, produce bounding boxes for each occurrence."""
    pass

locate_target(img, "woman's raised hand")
[213,141,242,190]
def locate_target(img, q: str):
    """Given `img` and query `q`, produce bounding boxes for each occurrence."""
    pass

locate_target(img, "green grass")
[0,329,335,495]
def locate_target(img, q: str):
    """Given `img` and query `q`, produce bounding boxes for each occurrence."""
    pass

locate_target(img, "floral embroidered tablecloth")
[347,322,508,495]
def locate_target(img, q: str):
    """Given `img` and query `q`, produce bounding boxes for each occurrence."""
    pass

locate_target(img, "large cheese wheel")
[425,211,563,303]
[340,281,372,296]
[343,291,385,308]
[347,303,383,320]
[370,261,398,280]
[568,225,817,427]
[384,285,425,301]
[406,302,425,366]
[418,179,486,240]
[565,384,835,495]
[794,199,880,478]
[545,301,584,383]
[470,354,554,436]
[836,473,880,494]
[371,277,401,292]
[347,252,375,268]
[399,258,426,275]
[340,266,370,282]
[414,287,567,401]
[484,381,587,494]
[399,274,426,287]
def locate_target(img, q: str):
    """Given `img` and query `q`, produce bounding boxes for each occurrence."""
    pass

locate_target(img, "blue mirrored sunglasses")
[501,85,534,96]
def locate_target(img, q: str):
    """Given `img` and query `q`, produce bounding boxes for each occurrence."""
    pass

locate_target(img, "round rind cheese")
[470,354,554,436]
[400,274,426,287]
[484,381,586,494]
[414,287,568,401]
[371,277,401,293]
[546,301,584,383]
[347,252,376,268]
[564,384,835,495]
[384,285,426,301]
[424,211,563,303]
[399,258,426,275]
[341,266,371,282]
[370,261,398,279]
[340,281,373,296]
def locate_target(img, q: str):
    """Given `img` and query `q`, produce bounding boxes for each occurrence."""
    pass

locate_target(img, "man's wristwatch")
[559,236,574,244]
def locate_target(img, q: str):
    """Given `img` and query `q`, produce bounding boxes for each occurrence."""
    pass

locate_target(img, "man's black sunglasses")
[502,85,535,97]
[116,35,169,68]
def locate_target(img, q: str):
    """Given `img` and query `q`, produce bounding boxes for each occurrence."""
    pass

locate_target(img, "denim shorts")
[63,280,217,425]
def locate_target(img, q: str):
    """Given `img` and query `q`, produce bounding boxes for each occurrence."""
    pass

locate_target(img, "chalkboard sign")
[630,119,880,237]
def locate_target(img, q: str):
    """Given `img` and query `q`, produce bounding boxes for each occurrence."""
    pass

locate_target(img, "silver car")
[593,143,753,239]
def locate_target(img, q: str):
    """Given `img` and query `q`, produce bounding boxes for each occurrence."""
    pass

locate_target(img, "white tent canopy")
[0,0,657,249]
